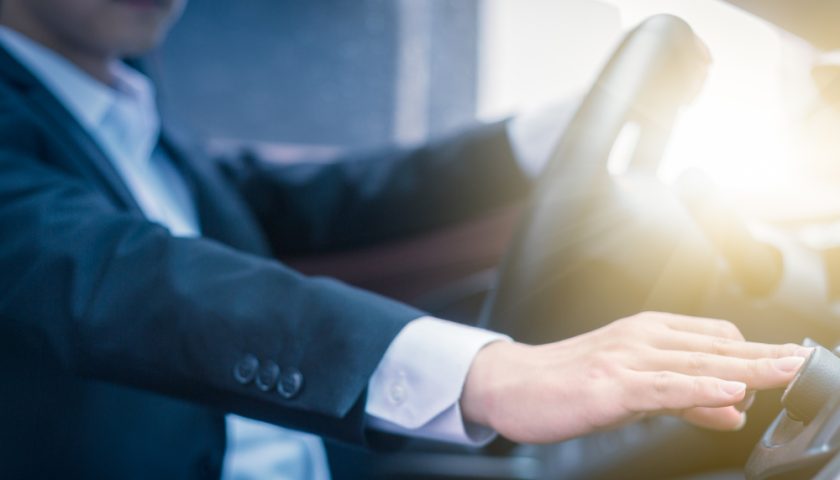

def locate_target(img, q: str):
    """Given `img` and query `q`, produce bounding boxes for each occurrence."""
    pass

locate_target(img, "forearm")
[224,121,531,254]
[0,153,421,444]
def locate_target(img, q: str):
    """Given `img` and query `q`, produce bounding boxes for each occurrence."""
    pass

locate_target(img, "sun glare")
[481,0,840,221]
[660,86,793,195]
[610,0,840,221]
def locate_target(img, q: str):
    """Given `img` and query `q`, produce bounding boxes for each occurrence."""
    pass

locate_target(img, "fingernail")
[735,390,756,412]
[720,381,746,396]
[795,347,814,359]
[775,356,806,373]
[735,412,747,431]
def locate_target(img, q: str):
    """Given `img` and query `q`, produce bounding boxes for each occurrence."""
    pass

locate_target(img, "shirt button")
[389,370,408,405]
[389,383,406,405]
[255,361,280,392]
[233,354,259,384]
[277,367,304,399]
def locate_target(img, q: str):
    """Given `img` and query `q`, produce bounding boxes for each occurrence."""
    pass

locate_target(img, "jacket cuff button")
[255,361,281,392]
[233,354,259,384]
[277,367,304,399]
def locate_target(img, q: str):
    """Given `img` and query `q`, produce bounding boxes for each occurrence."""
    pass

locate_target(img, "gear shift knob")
[781,346,840,423]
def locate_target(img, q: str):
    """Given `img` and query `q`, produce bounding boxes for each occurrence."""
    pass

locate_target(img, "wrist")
[460,340,524,429]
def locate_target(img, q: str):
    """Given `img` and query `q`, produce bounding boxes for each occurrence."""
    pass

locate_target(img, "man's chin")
[116,31,169,57]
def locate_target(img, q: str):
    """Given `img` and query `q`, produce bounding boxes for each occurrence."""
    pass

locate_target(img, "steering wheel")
[481,14,713,344]
[476,13,840,480]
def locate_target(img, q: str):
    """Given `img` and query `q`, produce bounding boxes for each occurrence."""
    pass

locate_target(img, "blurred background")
[154,0,840,226]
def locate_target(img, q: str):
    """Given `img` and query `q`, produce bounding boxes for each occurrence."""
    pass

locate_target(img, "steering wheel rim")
[480,14,710,343]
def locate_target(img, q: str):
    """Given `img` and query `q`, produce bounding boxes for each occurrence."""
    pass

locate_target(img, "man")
[0,0,812,478]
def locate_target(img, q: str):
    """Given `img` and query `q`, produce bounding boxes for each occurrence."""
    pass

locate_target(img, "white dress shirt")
[0,26,576,479]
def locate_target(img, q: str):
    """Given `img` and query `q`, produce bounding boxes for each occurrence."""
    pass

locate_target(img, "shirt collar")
[0,26,157,132]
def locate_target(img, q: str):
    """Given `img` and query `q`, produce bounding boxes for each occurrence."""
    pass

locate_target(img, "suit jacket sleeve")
[220,121,532,254]
[0,111,423,445]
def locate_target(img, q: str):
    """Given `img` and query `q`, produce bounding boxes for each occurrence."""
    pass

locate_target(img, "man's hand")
[460,312,811,443]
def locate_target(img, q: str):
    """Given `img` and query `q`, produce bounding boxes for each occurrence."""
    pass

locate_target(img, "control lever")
[746,343,840,479]
[781,346,840,423]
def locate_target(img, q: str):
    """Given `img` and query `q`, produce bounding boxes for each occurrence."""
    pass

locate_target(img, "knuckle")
[715,320,743,339]
[688,377,717,406]
[613,316,637,329]
[747,359,764,378]
[638,324,663,340]
[627,322,664,341]
[690,377,708,401]
[610,320,637,337]
[763,357,780,374]
[711,337,735,355]
[653,371,672,396]
[688,352,708,374]
[642,311,668,323]
[780,343,802,357]
[630,311,660,325]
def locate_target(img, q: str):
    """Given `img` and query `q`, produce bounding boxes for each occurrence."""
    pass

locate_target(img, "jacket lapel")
[0,43,271,257]
[0,44,142,213]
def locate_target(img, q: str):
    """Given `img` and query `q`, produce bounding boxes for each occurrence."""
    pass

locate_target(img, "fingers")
[637,350,806,389]
[624,371,747,412]
[622,314,810,390]
[680,406,746,431]
[654,332,813,361]
[644,313,745,341]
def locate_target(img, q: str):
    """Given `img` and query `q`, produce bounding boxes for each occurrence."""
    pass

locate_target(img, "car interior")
[142,1,840,478]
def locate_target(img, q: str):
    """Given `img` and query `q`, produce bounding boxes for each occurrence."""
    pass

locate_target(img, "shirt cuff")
[365,316,511,446]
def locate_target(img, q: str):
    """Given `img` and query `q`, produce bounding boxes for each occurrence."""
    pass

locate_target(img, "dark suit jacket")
[0,44,530,479]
